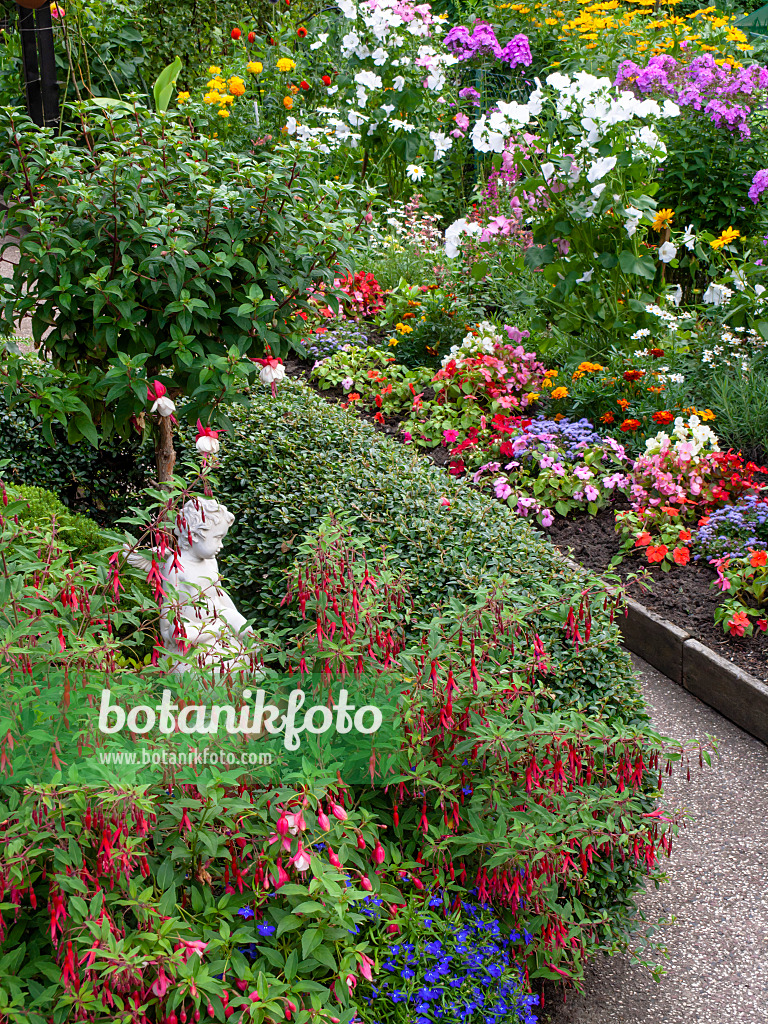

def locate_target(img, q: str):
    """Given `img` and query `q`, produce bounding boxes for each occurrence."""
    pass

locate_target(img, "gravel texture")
[543,654,768,1024]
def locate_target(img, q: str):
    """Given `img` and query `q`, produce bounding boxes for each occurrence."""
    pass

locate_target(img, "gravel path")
[543,654,768,1024]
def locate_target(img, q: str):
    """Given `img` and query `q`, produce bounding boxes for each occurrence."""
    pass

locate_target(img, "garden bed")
[295,361,768,684]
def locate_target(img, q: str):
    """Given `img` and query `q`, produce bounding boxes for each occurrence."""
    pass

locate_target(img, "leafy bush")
[0,105,362,451]
[211,379,648,726]
[2,482,104,555]
[0,369,152,522]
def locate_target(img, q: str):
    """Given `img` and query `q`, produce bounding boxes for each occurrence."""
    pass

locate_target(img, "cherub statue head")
[175,498,235,559]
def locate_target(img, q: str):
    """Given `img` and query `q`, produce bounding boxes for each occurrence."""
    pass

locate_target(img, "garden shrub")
[2,482,104,555]
[212,379,648,726]
[706,366,768,467]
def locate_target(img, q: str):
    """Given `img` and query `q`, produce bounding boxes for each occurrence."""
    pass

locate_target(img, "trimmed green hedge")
[5,483,104,556]
[214,380,646,727]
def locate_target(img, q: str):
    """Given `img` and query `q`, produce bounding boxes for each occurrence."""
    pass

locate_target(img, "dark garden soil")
[287,359,768,682]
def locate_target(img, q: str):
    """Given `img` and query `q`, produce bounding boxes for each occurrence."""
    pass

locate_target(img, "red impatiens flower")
[620,418,641,432]
[231,27,241,39]
[297,25,307,37]
[673,546,690,565]
[634,532,652,547]
[728,610,750,637]
[750,549,768,567]
[652,410,674,425]
[300,80,310,90]
[758,619,768,632]
[322,74,332,86]
[623,369,645,382]
[678,529,692,542]
[647,544,668,563]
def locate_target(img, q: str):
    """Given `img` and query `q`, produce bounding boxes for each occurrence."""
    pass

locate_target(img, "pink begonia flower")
[443,428,459,444]
[541,509,554,528]
[574,465,593,481]
[585,484,599,502]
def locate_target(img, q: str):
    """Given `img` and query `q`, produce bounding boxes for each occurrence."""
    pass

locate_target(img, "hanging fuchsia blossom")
[146,380,177,419]
[195,421,222,455]
[253,356,286,397]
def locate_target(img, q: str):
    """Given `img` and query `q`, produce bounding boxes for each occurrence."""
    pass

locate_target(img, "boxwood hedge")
[212,380,646,727]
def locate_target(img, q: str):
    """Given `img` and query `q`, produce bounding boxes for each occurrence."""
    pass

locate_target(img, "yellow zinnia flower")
[711,226,740,249]
[652,208,674,231]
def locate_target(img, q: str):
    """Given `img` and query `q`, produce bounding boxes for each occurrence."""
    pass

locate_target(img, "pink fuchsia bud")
[364,212,373,223]
[346,975,357,992]
[169,1014,178,1024]
[360,875,373,891]
[330,800,347,821]
[249,992,260,1002]
[225,1008,234,1020]
[235,980,248,993]
[147,380,167,402]
[327,847,342,868]
[276,814,290,836]
[356,834,366,850]
[317,807,330,831]
[372,841,385,865]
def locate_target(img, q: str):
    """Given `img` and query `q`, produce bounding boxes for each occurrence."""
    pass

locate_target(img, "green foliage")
[0,358,153,522]
[706,365,768,465]
[0,105,363,445]
[2,482,104,555]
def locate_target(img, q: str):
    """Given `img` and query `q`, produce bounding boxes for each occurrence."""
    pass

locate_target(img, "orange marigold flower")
[620,418,641,432]
[653,410,674,425]
[650,348,665,357]
[600,411,615,424]
[617,398,630,410]
[283,96,294,109]
[623,369,645,382]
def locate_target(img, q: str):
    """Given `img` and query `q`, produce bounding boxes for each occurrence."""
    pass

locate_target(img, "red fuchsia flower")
[750,549,768,567]
[647,544,668,563]
[253,356,286,397]
[273,859,290,888]
[289,843,311,872]
[297,25,307,37]
[673,546,690,565]
[152,970,170,998]
[728,610,751,636]
[653,410,674,425]
[322,74,332,86]
[195,421,222,455]
[147,380,177,418]
[248,30,256,41]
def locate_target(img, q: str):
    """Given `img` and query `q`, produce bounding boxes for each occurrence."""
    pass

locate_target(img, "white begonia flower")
[372,47,388,65]
[337,0,357,17]
[310,32,329,50]
[703,283,733,307]
[658,241,677,263]
[393,75,406,90]
[586,155,617,183]
[151,396,176,418]
[406,163,426,182]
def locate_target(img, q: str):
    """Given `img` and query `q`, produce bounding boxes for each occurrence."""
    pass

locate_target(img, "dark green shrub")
[213,379,647,726]
[3,483,104,555]
[0,382,153,524]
